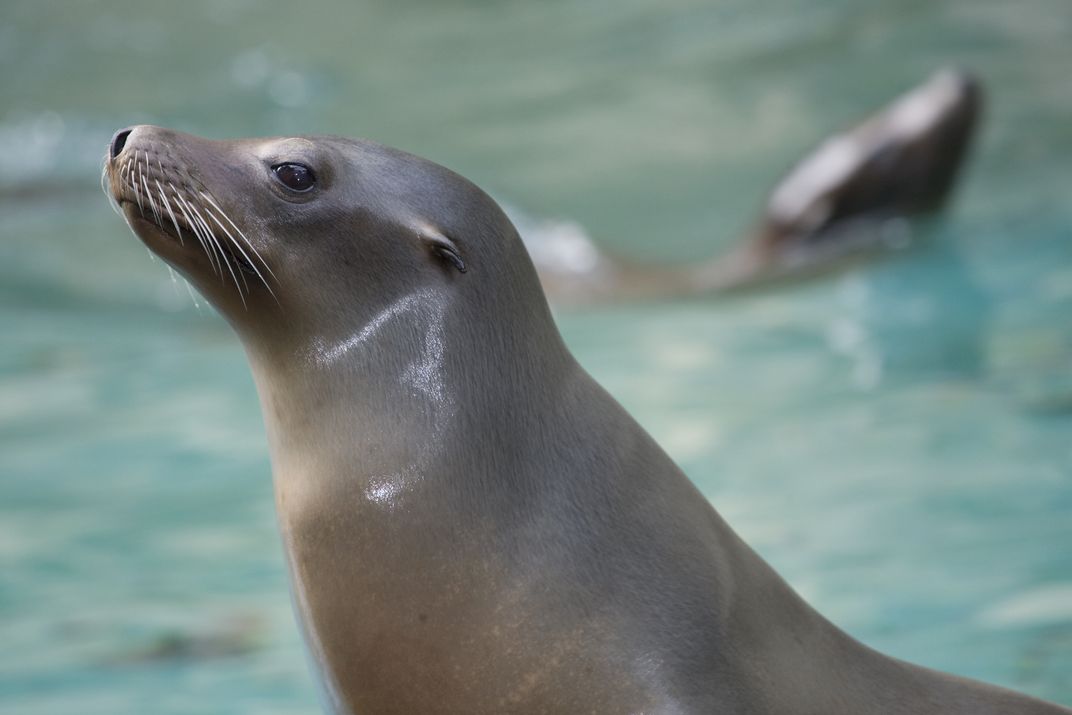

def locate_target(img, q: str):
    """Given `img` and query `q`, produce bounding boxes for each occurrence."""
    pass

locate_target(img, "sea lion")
[104,126,1067,714]
[527,68,983,305]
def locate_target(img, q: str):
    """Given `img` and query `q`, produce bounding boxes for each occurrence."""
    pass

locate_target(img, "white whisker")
[104,140,279,313]
[184,277,203,312]
[165,264,181,296]
[189,200,246,305]
[154,180,184,246]
[131,151,144,216]
[117,204,139,243]
[100,160,123,217]
[199,192,278,281]
[142,174,162,225]
[186,201,227,273]
[202,203,277,301]
[203,208,253,296]
[163,266,195,311]
[173,190,220,276]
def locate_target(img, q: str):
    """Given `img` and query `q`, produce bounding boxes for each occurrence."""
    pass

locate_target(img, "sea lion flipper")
[526,70,984,303]
[753,67,984,264]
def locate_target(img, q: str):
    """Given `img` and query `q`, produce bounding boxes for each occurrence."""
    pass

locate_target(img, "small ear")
[421,230,467,273]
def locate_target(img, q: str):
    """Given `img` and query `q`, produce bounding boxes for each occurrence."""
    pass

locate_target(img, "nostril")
[110,127,133,159]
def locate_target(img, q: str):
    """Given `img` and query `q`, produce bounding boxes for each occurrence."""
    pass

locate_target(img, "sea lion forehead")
[246,135,426,180]
[276,136,319,152]
[250,135,327,164]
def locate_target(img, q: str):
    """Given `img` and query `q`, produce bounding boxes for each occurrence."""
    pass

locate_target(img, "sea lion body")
[105,123,1067,714]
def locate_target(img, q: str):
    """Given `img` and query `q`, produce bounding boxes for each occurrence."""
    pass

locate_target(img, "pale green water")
[1,1,1071,712]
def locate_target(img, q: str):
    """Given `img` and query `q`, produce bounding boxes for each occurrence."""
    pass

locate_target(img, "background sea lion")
[104,124,1068,714]
[530,68,983,306]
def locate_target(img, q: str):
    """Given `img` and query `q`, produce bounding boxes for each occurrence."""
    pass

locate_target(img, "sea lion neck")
[242,272,576,488]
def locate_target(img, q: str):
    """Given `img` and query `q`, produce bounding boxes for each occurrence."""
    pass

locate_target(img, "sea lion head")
[105,127,546,353]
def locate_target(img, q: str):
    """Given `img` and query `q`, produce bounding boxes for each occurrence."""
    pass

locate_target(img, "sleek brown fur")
[105,122,1066,714]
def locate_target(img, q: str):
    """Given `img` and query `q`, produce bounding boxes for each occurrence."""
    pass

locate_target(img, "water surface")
[1,1,1070,712]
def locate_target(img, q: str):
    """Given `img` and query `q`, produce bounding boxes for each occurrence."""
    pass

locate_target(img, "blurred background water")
[1,0,1070,712]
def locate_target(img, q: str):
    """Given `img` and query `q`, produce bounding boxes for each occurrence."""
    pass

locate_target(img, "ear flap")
[421,229,467,273]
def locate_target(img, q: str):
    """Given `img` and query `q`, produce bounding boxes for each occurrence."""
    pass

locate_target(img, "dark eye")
[272,163,316,192]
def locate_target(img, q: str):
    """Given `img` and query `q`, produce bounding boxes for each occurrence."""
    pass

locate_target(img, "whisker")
[131,151,144,216]
[100,160,123,217]
[105,144,277,312]
[188,200,246,305]
[117,205,138,241]
[202,203,276,300]
[141,174,162,225]
[199,216,246,304]
[202,207,252,295]
[172,190,220,276]
[154,180,184,246]
[199,192,278,281]
[165,264,182,298]
[185,206,222,277]
[162,266,196,311]
[184,277,203,312]
[185,201,227,275]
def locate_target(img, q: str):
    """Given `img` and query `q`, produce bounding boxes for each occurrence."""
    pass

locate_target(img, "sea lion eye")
[272,163,316,192]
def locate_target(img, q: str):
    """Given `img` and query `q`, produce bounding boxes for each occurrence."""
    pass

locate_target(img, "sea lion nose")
[110,127,134,159]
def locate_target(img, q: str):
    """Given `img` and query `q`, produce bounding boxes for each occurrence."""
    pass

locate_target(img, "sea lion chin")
[105,126,1069,714]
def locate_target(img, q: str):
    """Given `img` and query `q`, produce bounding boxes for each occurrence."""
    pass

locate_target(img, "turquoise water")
[2,1,1071,712]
